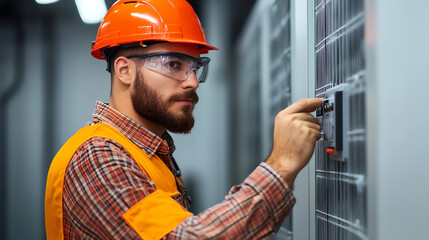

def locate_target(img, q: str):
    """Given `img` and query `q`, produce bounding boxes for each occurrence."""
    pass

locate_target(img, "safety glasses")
[126,52,211,83]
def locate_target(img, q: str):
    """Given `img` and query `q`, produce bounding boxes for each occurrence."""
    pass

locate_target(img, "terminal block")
[316,84,349,161]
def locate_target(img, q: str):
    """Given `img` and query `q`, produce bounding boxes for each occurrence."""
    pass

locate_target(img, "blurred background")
[1,0,429,240]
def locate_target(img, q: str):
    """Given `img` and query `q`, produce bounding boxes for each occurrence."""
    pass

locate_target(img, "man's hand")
[266,98,324,187]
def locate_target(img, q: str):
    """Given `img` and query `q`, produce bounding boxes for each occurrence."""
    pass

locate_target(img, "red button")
[326,148,336,154]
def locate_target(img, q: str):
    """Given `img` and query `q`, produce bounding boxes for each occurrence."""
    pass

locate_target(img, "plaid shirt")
[62,101,296,239]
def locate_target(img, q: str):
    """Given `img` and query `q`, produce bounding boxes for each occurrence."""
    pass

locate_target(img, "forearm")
[164,163,296,240]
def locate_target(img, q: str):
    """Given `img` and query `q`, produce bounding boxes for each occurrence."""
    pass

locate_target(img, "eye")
[164,57,185,72]
[168,61,181,69]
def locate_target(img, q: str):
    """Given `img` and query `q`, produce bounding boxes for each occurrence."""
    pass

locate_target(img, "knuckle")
[314,124,321,131]
[287,114,296,122]
[295,120,304,129]
[303,128,312,137]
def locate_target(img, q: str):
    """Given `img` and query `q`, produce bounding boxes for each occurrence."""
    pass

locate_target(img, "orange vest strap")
[45,123,189,240]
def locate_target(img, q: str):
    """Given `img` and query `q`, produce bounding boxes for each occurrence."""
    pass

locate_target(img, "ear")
[113,56,135,85]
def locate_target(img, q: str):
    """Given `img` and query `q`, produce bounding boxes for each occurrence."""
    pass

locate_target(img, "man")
[45,0,323,239]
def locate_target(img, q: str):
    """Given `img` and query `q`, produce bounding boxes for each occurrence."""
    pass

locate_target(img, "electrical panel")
[234,0,367,239]
[234,0,429,239]
[314,0,367,239]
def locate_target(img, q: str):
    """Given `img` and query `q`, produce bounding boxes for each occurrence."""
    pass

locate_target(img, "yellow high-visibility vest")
[45,123,192,240]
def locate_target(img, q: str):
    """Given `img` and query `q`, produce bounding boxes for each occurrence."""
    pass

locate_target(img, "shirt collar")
[90,101,175,157]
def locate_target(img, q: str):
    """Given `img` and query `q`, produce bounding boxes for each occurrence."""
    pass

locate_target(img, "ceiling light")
[75,0,107,24]
[35,0,60,4]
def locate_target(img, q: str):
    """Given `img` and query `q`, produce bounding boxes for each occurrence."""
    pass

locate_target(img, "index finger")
[283,98,324,114]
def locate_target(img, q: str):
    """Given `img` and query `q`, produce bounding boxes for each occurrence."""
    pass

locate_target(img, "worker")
[45,0,323,239]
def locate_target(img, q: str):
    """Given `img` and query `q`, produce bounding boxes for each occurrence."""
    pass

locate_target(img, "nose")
[182,70,199,90]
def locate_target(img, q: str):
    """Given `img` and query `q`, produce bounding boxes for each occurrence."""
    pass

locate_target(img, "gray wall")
[3,18,46,239]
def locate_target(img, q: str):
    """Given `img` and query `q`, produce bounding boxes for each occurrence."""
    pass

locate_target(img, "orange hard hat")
[91,0,218,60]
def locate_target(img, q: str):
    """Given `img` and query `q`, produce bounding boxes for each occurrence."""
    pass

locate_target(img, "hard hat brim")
[91,39,218,60]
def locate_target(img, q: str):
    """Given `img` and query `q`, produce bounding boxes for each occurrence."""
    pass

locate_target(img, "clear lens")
[141,53,210,83]
[195,58,210,83]
[145,55,191,80]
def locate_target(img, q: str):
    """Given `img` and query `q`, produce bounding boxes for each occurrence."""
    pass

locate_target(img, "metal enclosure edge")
[291,0,312,239]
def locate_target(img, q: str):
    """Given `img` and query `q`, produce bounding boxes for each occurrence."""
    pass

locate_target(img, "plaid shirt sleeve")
[63,138,295,239]
[164,162,296,239]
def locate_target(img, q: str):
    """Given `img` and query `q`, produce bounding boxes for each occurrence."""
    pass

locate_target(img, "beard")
[131,71,199,134]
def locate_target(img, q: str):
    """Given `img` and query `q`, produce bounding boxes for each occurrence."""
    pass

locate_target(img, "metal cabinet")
[233,0,429,239]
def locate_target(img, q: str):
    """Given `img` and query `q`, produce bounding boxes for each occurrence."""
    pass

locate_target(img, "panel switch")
[317,84,349,161]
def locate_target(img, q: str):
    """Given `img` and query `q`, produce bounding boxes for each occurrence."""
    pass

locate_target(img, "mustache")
[169,90,199,104]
